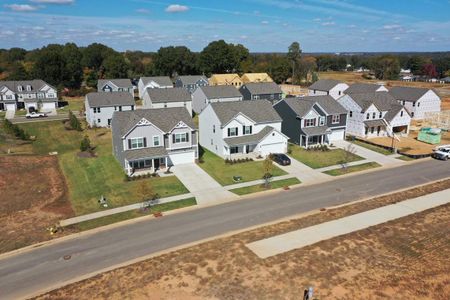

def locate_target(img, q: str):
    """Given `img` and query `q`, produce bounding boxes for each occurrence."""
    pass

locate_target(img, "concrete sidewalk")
[315,159,371,172]
[276,155,331,184]
[247,188,450,259]
[224,174,297,190]
[333,140,401,166]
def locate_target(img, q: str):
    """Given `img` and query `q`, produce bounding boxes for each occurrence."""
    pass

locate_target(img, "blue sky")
[1,0,449,52]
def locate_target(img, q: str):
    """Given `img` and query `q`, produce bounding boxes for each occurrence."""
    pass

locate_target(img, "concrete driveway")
[277,155,330,184]
[333,140,401,166]
[5,110,15,119]
[172,163,237,205]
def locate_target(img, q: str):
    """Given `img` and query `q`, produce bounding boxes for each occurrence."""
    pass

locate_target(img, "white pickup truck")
[26,112,47,119]
[432,145,450,161]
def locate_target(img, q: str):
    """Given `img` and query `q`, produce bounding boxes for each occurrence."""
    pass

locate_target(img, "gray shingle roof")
[364,119,387,127]
[282,95,347,117]
[123,147,168,161]
[98,79,133,89]
[0,79,55,94]
[345,83,385,94]
[302,126,329,136]
[140,76,173,87]
[348,92,398,111]
[309,79,343,91]
[86,92,135,107]
[113,107,196,137]
[223,126,275,146]
[147,87,192,103]
[384,104,406,122]
[177,75,207,85]
[210,99,282,125]
[200,85,242,99]
[241,82,282,95]
[389,86,431,102]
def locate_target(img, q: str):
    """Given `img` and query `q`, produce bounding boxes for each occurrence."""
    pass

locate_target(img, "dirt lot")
[0,156,75,253]
[37,179,450,300]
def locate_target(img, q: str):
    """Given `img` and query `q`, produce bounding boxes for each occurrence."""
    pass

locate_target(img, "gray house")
[239,82,283,102]
[174,75,208,93]
[85,92,135,127]
[191,85,243,113]
[97,79,134,96]
[112,107,198,176]
[274,95,348,147]
[142,87,192,115]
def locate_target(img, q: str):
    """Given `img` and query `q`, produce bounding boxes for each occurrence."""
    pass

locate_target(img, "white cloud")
[321,21,335,26]
[30,0,74,3]
[261,20,269,25]
[4,4,40,11]
[136,8,150,14]
[165,4,189,13]
[383,24,401,30]
[393,36,401,40]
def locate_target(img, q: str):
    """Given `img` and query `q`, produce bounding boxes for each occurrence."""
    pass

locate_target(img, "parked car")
[271,153,291,166]
[432,145,450,161]
[26,112,47,119]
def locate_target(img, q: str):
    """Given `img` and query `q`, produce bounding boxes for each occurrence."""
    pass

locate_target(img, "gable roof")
[209,74,242,84]
[0,80,55,94]
[281,95,347,117]
[147,87,191,103]
[98,79,133,89]
[384,104,408,122]
[86,92,135,107]
[113,107,196,137]
[241,82,282,95]
[309,79,344,92]
[241,73,273,83]
[348,92,399,112]
[200,85,242,99]
[177,75,207,85]
[345,83,385,94]
[389,86,432,102]
[140,76,173,87]
[209,99,282,125]
[223,126,276,146]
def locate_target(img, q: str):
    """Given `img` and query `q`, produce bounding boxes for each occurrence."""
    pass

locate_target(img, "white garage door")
[259,143,285,156]
[42,102,56,110]
[168,151,195,165]
[328,129,345,142]
[5,104,16,111]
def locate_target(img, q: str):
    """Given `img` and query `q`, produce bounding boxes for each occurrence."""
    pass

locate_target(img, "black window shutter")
[186,133,189,142]
[128,139,132,149]
[243,125,245,134]
[143,138,147,147]
[250,126,253,134]
[228,128,230,136]
[172,134,175,143]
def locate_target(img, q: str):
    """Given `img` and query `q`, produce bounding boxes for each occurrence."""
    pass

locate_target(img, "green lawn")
[0,111,6,119]
[351,140,393,155]
[59,97,85,112]
[76,198,196,231]
[323,162,381,176]
[18,121,189,215]
[230,178,301,195]
[15,110,28,116]
[289,144,364,169]
[397,155,416,161]
[198,149,287,186]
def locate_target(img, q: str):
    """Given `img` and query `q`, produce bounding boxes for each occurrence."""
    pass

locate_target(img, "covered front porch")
[300,126,330,148]
[364,119,388,138]
[123,146,170,176]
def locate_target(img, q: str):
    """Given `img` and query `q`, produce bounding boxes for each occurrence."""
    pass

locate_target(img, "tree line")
[1,41,449,91]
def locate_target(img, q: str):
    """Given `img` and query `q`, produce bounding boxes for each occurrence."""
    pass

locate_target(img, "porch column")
[165,157,168,168]
[305,136,308,148]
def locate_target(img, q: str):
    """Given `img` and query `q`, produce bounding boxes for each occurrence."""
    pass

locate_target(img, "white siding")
[87,104,134,127]
[199,104,224,157]
[401,90,441,120]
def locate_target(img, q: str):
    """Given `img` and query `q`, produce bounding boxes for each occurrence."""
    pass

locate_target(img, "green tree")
[153,46,198,76]
[62,43,83,88]
[80,135,92,152]
[262,157,274,188]
[68,110,82,131]
[287,42,302,84]
[138,180,154,202]
[373,55,400,80]
[81,43,114,70]
[6,62,30,80]
[102,54,129,78]
[85,70,98,88]
[199,40,249,75]
[407,56,429,75]
[268,55,290,83]
[31,45,66,87]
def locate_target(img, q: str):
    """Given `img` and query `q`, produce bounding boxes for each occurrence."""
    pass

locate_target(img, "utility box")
[418,127,441,144]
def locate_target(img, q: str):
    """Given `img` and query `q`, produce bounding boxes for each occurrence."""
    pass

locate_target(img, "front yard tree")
[138,180,154,202]
[69,110,82,131]
[80,135,91,152]
[262,157,274,188]
[340,143,357,171]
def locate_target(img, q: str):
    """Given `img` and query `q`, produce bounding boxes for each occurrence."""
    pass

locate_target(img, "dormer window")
[26,85,31,91]
[379,112,382,118]
[18,85,23,92]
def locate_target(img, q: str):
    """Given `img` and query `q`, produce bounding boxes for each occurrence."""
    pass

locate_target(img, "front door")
[154,158,160,170]
[245,145,250,153]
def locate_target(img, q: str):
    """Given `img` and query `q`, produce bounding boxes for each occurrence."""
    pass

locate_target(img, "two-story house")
[142,87,192,115]
[308,79,349,100]
[191,85,243,114]
[239,82,283,103]
[199,100,288,159]
[175,75,208,94]
[209,74,243,87]
[0,80,58,112]
[85,92,135,127]
[274,96,348,148]
[389,86,441,119]
[97,79,134,96]
[337,92,411,138]
[112,108,198,176]
[137,76,173,99]
[344,83,388,94]
[241,73,273,84]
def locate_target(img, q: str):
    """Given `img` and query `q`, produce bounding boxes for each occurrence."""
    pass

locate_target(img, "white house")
[344,83,388,94]
[308,79,349,100]
[142,87,192,115]
[389,86,441,120]
[0,80,58,112]
[97,79,134,96]
[337,92,411,139]
[138,76,173,99]
[199,100,288,158]
[85,92,135,127]
[191,85,243,114]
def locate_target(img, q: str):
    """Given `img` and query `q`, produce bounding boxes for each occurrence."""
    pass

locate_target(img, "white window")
[37,93,44,99]
[243,125,252,135]
[26,85,31,91]
[332,115,340,124]
[130,137,145,149]
[94,107,101,113]
[153,136,160,147]
[304,119,315,127]
[366,113,370,120]
[174,133,188,143]
[319,116,325,126]
[417,102,420,107]
[6,95,13,100]
[228,127,238,137]
[18,85,23,92]
[97,119,101,123]
[47,93,55,98]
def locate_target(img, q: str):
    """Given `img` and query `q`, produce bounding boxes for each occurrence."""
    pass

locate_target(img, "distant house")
[337,92,411,138]
[112,108,198,176]
[239,82,283,102]
[442,77,450,84]
[199,100,288,158]
[142,87,192,115]
[274,96,348,148]
[389,86,441,119]
[209,74,243,88]
[175,75,208,93]
[0,80,58,112]
[241,73,273,84]
[97,79,134,96]
[344,83,388,94]
[191,85,243,114]
[137,76,173,99]
[308,79,349,100]
[85,92,135,127]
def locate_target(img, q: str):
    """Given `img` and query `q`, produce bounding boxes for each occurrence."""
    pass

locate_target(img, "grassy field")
[397,155,416,161]
[18,121,189,215]
[350,139,393,155]
[59,96,85,112]
[230,178,300,195]
[289,144,363,169]
[198,149,287,186]
[324,162,381,176]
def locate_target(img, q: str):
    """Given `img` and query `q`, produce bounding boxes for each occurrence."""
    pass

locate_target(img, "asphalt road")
[9,111,82,124]
[0,159,449,299]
